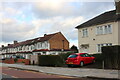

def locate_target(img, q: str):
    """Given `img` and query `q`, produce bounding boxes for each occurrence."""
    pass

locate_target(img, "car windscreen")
[68,54,78,58]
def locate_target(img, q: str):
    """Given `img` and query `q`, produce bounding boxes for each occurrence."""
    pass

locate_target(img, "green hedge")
[38,52,73,67]
[91,53,103,61]
[59,52,72,64]
[38,55,64,67]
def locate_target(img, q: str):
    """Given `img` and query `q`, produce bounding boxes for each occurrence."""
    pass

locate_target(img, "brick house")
[0,32,70,60]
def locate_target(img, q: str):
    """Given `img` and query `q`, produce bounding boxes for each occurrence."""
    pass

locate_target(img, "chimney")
[115,1,120,15]
[14,40,18,44]
[1,45,4,48]
[44,34,47,37]
[8,44,10,46]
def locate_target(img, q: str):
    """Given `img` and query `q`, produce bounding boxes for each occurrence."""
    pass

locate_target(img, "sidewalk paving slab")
[1,63,119,80]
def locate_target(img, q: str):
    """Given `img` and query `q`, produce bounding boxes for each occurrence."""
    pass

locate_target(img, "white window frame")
[82,28,88,37]
[96,24,112,35]
[97,43,112,53]
[107,24,112,34]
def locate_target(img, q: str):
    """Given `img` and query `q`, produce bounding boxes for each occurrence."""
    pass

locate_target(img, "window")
[97,43,112,52]
[96,26,103,35]
[80,54,86,57]
[43,52,46,55]
[96,24,112,35]
[104,26,108,34]
[97,44,101,52]
[68,54,78,58]
[84,53,92,57]
[82,29,88,37]
[108,25,112,34]
[40,43,42,47]
[100,26,103,34]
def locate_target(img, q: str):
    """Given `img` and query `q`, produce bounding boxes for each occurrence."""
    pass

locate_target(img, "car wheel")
[80,61,84,67]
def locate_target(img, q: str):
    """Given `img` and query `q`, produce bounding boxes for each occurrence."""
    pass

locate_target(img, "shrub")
[59,52,73,64]
[14,58,18,62]
[91,53,103,62]
[38,55,64,67]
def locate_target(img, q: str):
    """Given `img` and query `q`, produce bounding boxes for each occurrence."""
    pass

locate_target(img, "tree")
[70,45,78,53]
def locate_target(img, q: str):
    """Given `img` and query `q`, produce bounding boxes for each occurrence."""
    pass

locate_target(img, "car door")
[85,53,93,63]
[80,54,88,64]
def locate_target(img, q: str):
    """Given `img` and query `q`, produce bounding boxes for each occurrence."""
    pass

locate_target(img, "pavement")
[1,63,120,80]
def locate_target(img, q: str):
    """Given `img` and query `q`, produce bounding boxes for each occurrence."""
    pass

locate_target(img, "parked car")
[66,53,95,67]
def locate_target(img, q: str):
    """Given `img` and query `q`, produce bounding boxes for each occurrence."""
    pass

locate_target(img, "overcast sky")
[0,0,115,48]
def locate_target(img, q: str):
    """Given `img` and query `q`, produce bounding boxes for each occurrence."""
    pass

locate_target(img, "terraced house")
[76,2,120,54]
[0,32,70,59]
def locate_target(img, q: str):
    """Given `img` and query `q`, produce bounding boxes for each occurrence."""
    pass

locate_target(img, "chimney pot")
[115,1,120,15]
[44,34,47,36]
[1,45,4,48]
[14,40,18,44]
[8,44,10,46]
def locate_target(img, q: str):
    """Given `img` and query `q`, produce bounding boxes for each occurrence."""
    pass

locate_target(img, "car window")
[84,53,92,57]
[68,54,78,58]
[80,54,86,57]
[80,53,92,57]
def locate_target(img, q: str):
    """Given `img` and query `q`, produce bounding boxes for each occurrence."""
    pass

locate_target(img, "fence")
[102,45,120,70]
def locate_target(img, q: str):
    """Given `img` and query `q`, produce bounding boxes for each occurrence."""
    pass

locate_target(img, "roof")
[4,32,60,48]
[76,10,120,29]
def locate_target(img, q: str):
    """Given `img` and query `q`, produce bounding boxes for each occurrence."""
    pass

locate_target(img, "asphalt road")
[1,67,94,80]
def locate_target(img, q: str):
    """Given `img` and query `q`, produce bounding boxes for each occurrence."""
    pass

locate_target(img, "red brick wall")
[17,59,30,65]
[24,59,30,65]
[2,59,30,65]
[17,59,24,63]
[49,32,69,50]
[3,59,14,64]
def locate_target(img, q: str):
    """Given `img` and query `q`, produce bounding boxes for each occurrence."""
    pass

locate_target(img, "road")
[1,67,92,80]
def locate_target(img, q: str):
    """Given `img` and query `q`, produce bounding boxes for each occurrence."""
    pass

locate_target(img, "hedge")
[59,52,72,64]
[38,52,73,67]
[38,55,64,67]
[91,53,103,62]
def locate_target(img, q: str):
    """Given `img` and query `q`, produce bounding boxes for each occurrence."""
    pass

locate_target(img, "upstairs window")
[82,28,88,37]
[96,24,112,35]
[96,26,103,35]
[107,24,112,34]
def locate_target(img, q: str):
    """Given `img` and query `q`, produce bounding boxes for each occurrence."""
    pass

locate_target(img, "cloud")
[0,2,115,47]
[1,17,37,42]
[32,2,78,18]
[31,16,84,40]
[32,2,115,19]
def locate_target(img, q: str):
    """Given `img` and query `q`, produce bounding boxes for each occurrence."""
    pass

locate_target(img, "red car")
[66,53,95,67]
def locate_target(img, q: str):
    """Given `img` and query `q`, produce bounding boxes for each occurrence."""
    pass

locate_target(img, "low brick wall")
[24,59,30,65]
[2,59,30,65]
[2,59,15,64]
[16,59,30,65]
[17,59,25,63]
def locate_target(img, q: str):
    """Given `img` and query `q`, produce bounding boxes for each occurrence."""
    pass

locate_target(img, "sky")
[0,0,115,48]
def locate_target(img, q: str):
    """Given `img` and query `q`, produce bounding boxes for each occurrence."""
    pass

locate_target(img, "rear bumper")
[66,61,79,65]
